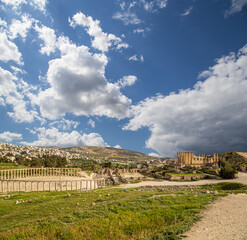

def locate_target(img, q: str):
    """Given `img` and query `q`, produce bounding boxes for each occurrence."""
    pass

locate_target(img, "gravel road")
[183,193,247,240]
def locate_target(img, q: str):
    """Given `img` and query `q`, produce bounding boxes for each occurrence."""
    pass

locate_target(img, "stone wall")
[0,178,105,193]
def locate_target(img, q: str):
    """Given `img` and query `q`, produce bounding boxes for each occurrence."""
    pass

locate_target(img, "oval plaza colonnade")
[0,168,105,193]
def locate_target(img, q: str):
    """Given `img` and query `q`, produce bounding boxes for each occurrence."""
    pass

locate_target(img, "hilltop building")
[176,152,219,168]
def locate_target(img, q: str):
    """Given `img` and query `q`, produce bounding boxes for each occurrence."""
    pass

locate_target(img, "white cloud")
[69,12,128,52]
[49,118,79,131]
[29,0,47,12]
[0,0,47,12]
[34,24,57,56]
[133,28,151,35]
[0,0,26,10]
[88,119,95,128]
[114,144,122,149]
[124,44,247,157]
[37,36,132,120]
[118,75,137,88]
[141,0,168,11]
[140,55,144,62]
[129,54,144,62]
[0,32,22,64]
[0,67,38,123]
[0,67,16,97]
[181,6,193,17]
[8,14,34,40]
[0,131,22,142]
[148,152,160,157]
[113,11,141,25]
[129,55,138,61]
[0,17,7,27]
[21,127,108,148]
[6,93,37,123]
[120,1,126,10]
[225,0,247,16]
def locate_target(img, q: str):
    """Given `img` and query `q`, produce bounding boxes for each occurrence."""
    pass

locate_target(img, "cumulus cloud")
[0,0,26,10]
[148,152,160,157]
[118,75,137,88]
[0,67,16,97]
[113,11,141,25]
[0,67,38,123]
[225,0,247,16]
[0,0,47,12]
[49,118,79,131]
[34,24,57,55]
[8,14,34,40]
[69,12,129,52]
[37,36,132,120]
[124,44,247,157]
[0,32,22,64]
[114,144,122,149]
[0,131,22,142]
[21,127,108,148]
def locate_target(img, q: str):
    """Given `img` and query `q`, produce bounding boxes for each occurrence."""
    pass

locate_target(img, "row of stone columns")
[0,179,105,193]
[0,168,80,180]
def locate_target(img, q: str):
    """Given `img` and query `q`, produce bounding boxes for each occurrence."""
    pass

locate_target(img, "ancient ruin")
[0,168,105,193]
[176,152,219,168]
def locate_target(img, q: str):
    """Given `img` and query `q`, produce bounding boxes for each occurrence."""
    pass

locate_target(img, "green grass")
[0,163,30,170]
[215,182,247,191]
[0,184,238,240]
[170,173,203,176]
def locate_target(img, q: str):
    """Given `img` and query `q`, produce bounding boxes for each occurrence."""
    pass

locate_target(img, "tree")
[219,161,237,179]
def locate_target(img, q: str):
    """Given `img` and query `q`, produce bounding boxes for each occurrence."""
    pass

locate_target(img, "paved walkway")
[115,172,247,188]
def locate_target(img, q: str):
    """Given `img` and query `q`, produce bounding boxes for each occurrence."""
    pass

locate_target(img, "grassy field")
[0,163,30,170]
[0,183,246,240]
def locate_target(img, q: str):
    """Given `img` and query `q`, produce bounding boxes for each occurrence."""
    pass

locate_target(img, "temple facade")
[177,152,219,168]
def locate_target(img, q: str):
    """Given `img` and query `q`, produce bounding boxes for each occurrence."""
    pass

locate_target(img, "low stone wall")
[0,168,81,180]
[164,173,205,181]
[0,178,105,193]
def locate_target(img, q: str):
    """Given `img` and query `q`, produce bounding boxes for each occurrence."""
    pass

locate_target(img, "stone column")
[2,181,5,193]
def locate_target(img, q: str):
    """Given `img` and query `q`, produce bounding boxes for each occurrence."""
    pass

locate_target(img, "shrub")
[216,182,247,190]
[219,161,237,179]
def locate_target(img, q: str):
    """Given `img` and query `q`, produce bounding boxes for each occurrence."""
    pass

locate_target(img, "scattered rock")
[15,200,19,204]
[76,203,79,206]
[92,202,96,206]
[67,193,71,197]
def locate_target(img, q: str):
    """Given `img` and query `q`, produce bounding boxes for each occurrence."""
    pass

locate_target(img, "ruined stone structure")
[0,168,105,193]
[177,152,219,168]
[0,168,80,180]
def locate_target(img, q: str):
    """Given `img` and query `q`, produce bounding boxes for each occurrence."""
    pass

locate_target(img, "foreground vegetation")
[1,183,245,240]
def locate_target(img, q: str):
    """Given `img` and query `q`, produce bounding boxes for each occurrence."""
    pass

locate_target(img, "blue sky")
[0,0,247,157]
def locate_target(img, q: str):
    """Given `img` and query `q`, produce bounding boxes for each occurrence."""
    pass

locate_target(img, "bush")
[216,182,247,190]
[219,161,237,179]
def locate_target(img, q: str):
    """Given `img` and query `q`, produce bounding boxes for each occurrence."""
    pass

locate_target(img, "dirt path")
[115,172,247,188]
[183,193,247,240]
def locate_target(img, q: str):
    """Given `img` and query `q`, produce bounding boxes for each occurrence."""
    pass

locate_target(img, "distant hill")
[63,146,159,159]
